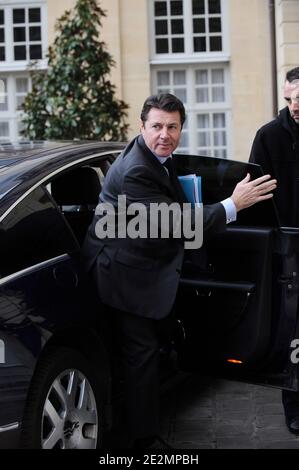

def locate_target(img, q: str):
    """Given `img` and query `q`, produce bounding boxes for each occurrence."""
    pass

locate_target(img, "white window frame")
[148,0,230,65]
[152,63,232,157]
[0,1,47,71]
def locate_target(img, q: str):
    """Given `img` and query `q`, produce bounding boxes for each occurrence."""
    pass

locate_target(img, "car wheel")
[21,347,105,449]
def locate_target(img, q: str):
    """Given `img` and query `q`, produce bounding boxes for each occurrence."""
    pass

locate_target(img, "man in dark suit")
[249,67,299,435]
[83,93,276,448]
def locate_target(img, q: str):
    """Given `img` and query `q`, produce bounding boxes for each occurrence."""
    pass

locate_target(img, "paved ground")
[160,374,299,449]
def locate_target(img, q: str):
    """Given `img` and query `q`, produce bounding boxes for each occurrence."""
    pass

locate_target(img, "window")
[154,0,184,53]
[0,2,46,64]
[0,74,31,142]
[0,77,8,111]
[153,65,230,157]
[156,69,187,103]
[0,186,77,277]
[16,76,29,109]
[196,111,227,158]
[195,68,225,103]
[192,0,222,52]
[0,3,46,141]
[13,7,42,61]
[150,0,225,57]
[0,121,9,140]
[150,0,230,157]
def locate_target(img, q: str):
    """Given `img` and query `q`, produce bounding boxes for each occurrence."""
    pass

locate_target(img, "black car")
[0,141,298,449]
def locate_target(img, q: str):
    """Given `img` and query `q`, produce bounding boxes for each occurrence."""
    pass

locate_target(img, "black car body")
[0,141,298,449]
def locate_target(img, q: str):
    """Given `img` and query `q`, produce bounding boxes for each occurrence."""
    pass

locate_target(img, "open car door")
[174,154,299,392]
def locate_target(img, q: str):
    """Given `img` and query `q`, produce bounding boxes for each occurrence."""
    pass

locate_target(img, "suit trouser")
[108,308,163,441]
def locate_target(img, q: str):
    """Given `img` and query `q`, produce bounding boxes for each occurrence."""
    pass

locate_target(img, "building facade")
[0,0,298,161]
[0,0,47,142]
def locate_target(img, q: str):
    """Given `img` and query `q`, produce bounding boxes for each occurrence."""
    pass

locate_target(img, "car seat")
[51,166,101,245]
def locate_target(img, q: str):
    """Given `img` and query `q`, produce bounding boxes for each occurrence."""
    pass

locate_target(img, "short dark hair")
[286,67,299,83]
[140,93,186,128]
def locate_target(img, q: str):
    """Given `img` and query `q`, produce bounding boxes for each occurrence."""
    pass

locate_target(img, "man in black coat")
[249,68,299,226]
[249,67,299,434]
[83,93,276,448]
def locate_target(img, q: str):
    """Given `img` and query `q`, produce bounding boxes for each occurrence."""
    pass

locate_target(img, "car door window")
[0,185,78,277]
[47,157,114,246]
[174,154,280,227]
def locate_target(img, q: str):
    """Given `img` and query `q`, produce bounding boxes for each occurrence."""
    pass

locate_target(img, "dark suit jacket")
[249,107,299,226]
[82,135,226,319]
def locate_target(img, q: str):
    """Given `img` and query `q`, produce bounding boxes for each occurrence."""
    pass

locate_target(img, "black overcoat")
[249,107,299,226]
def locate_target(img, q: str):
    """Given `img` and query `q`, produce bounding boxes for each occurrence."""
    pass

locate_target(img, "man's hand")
[231,173,277,212]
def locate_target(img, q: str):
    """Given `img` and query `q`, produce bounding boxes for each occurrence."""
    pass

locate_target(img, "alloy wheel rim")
[41,368,98,449]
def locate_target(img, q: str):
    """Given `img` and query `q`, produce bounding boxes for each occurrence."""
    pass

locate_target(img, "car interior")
[49,157,113,245]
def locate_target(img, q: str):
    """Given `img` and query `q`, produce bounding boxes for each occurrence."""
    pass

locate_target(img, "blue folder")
[178,174,202,205]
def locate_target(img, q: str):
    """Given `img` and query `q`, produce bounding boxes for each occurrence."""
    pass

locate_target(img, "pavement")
[160,373,299,449]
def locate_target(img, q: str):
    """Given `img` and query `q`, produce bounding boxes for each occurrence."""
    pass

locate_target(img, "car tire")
[21,346,106,449]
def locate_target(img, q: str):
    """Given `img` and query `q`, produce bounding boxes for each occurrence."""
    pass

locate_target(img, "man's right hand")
[231,173,277,212]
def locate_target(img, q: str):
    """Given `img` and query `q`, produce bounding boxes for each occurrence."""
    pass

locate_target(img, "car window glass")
[46,157,115,245]
[0,185,78,277]
[174,154,280,227]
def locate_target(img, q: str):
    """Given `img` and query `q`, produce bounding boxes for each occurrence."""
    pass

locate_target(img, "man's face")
[284,80,299,124]
[141,108,182,158]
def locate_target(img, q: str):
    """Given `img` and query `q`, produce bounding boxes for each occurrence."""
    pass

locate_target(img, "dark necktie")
[163,158,186,204]
[163,157,175,178]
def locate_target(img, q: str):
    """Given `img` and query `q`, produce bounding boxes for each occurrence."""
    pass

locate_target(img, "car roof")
[0,140,124,165]
[0,140,125,208]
